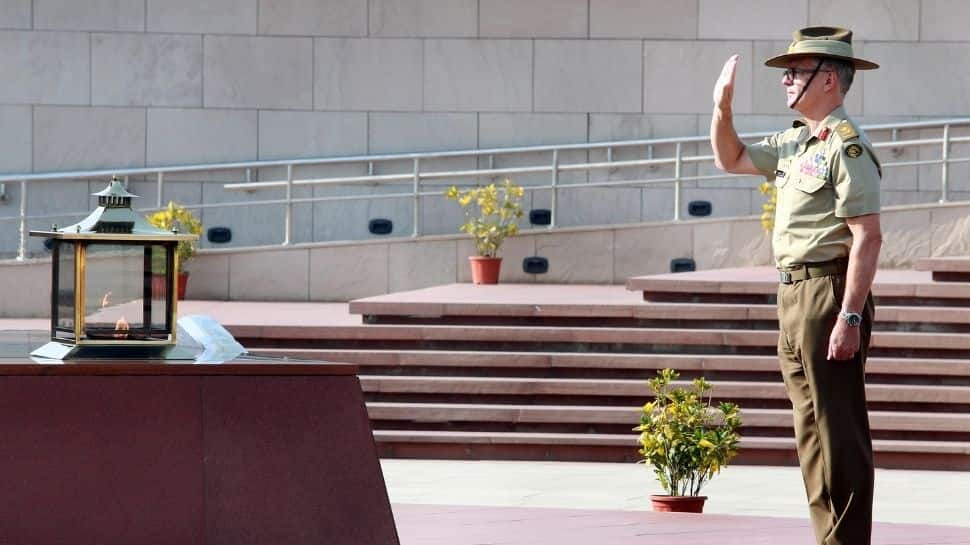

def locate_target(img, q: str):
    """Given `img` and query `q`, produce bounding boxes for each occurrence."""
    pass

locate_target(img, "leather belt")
[778,258,848,285]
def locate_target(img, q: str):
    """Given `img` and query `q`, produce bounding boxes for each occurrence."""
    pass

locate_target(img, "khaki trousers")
[777,273,874,545]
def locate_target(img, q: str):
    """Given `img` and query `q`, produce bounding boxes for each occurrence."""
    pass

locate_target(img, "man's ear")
[824,71,838,93]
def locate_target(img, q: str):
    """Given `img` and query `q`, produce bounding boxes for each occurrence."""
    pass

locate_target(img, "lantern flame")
[103,290,129,338]
[114,316,130,339]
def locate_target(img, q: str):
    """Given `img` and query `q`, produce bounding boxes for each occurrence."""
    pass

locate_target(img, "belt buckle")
[779,271,793,285]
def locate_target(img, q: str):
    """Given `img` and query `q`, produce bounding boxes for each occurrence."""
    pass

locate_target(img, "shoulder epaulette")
[835,120,858,141]
[792,119,807,128]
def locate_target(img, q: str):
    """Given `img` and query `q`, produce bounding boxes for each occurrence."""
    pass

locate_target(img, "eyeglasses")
[782,67,834,81]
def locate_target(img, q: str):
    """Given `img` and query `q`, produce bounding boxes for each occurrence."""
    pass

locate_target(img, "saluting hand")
[713,55,740,111]
[827,320,861,361]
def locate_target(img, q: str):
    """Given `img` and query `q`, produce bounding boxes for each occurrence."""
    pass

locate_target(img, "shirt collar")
[816,105,848,136]
[792,105,848,142]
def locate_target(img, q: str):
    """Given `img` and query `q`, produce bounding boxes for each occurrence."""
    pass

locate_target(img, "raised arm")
[710,55,762,175]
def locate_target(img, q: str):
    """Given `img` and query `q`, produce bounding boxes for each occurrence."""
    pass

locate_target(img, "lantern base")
[31,341,197,361]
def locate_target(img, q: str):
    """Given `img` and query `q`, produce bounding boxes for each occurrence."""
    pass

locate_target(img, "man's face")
[781,58,827,110]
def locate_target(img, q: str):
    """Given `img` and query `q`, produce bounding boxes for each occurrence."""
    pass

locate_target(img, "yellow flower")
[444,179,525,258]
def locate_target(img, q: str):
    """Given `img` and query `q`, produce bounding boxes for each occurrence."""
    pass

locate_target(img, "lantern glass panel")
[54,241,75,341]
[148,244,170,331]
[83,243,170,341]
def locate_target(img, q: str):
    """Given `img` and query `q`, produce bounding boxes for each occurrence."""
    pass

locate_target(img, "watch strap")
[839,310,862,326]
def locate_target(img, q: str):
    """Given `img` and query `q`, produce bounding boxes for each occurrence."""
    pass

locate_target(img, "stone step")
[371,429,970,470]
[350,284,643,319]
[357,304,970,331]
[914,256,970,282]
[238,325,970,353]
[255,349,970,378]
[359,376,970,405]
[628,267,970,305]
[240,324,772,345]
[375,429,970,454]
[351,284,970,327]
[366,402,970,433]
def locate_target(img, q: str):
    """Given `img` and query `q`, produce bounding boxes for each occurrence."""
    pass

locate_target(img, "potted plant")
[146,201,202,300]
[758,181,777,233]
[445,179,525,284]
[634,368,742,513]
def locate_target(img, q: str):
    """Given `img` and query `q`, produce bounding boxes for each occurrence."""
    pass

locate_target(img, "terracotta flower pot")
[650,495,707,513]
[177,272,188,300]
[151,272,189,300]
[469,256,502,284]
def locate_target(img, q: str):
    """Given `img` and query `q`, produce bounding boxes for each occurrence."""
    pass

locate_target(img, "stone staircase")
[241,266,970,470]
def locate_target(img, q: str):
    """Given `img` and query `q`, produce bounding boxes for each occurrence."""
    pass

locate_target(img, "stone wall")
[1,0,969,258]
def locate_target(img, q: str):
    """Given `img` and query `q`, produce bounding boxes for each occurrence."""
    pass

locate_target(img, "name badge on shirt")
[799,151,829,180]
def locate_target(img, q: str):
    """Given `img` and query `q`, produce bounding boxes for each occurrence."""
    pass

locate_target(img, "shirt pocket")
[791,175,826,194]
[785,172,834,221]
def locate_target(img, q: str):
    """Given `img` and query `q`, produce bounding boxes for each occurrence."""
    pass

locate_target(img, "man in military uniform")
[709,27,882,545]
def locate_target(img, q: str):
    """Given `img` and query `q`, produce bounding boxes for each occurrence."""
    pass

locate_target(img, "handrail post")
[283,164,293,245]
[17,179,27,261]
[156,171,164,208]
[941,124,951,203]
[673,142,682,221]
[889,127,902,158]
[412,158,421,237]
[550,149,559,228]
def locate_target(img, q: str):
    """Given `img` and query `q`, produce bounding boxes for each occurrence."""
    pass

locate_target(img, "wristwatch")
[839,310,862,327]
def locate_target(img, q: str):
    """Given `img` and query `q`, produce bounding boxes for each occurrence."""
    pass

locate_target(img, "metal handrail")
[3,117,970,261]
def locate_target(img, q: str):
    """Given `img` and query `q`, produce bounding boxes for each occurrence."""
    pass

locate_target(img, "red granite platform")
[0,354,399,545]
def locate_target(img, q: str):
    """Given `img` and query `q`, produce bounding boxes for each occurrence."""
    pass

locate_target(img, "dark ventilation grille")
[95,221,135,234]
[208,227,232,244]
[670,258,696,273]
[523,257,549,274]
[529,209,552,225]
[687,200,712,217]
[369,219,393,235]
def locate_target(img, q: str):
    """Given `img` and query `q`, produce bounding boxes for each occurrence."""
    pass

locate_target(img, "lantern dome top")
[93,177,139,204]
[29,176,198,242]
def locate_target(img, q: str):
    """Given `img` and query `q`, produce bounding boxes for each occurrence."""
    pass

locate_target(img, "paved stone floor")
[383,460,970,545]
[381,460,970,526]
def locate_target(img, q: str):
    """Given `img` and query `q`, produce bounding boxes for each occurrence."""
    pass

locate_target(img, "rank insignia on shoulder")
[835,121,858,140]
[845,143,863,158]
[775,169,786,178]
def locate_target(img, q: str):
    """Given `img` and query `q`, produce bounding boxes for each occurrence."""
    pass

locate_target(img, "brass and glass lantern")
[30,177,199,359]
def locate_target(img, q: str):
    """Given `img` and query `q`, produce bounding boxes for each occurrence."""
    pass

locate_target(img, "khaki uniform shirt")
[746,106,881,267]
